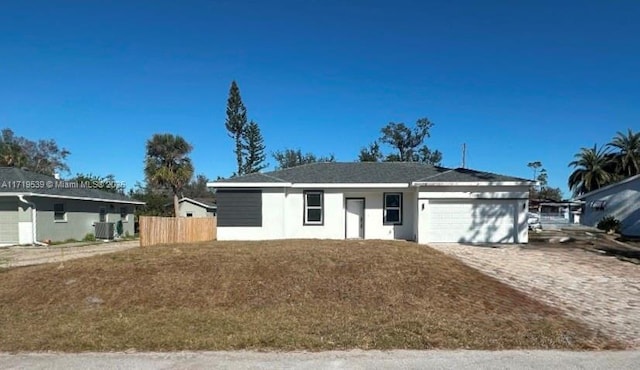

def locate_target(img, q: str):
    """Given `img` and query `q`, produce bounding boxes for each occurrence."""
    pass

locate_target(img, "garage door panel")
[426,200,516,243]
[0,200,18,244]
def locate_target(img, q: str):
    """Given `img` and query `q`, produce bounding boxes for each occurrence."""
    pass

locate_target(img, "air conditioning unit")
[94,222,115,240]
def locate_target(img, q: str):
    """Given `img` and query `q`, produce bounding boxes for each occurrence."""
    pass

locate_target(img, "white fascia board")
[573,174,640,200]
[207,182,292,188]
[179,197,216,209]
[0,192,145,205]
[208,182,411,189]
[412,181,534,187]
[290,183,410,189]
[419,191,529,199]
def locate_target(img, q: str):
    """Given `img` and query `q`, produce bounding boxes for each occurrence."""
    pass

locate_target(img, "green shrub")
[63,238,77,244]
[597,216,621,233]
[83,233,96,242]
[116,220,124,236]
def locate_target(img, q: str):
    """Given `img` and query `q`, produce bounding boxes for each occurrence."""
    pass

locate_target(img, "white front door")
[345,198,364,239]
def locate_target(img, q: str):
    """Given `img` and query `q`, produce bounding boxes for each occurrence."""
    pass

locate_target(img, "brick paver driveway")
[429,243,640,348]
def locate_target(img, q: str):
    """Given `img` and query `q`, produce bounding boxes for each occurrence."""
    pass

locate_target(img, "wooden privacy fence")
[139,216,217,247]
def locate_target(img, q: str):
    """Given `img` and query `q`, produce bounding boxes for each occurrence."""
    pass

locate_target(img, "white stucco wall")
[217,185,530,243]
[350,190,414,240]
[216,189,286,240]
[284,188,416,240]
[178,201,215,218]
[282,189,343,239]
[580,177,640,236]
[217,188,417,241]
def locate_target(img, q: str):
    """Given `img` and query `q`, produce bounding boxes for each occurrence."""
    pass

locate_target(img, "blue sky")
[1,0,638,196]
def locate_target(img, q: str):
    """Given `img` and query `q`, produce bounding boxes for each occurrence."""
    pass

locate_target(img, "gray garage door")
[0,200,18,245]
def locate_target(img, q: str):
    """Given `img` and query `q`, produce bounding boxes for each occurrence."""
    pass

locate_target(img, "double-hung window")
[53,203,66,222]
[383,193,402,225]
[304,191,323,225]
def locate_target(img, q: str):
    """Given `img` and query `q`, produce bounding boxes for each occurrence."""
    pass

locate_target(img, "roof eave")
[209,180,533,188]
[411,181,535,187]
[290,183,409,189]
[207,182,292,188]
[573,174,640,200]
[1,192,145,205]
[178,197,216,209]
[208,182,410,188]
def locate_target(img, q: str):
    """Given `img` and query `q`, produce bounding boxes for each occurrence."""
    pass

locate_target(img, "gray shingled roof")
[414,167,531,183]
[220,172,287,183]
[216,162,530,184]
[0,167,144,204]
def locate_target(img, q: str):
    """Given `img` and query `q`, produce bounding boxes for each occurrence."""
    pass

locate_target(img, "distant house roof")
[209,162,532,187]
[0,167,144,204]
[574,174,640,200]
[178,197,216,209]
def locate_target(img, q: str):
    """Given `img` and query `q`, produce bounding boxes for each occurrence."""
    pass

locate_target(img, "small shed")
[175,197,217,218]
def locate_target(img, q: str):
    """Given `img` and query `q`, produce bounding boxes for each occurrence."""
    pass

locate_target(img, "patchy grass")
[0,256,9,270]
[0,240,617,351]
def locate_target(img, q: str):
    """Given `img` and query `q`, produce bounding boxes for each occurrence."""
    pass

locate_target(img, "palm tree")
[608,129,640,177]
[568,145,616,196]
[144,134,194,217]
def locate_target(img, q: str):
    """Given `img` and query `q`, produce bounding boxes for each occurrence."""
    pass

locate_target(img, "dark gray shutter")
[216,189,262,226]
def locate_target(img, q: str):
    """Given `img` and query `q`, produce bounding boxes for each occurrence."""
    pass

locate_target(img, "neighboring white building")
[175,197,217,218]
[574,174,640,236]
[208,162,534,244]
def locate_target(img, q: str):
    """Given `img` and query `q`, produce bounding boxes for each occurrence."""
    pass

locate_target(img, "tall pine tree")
[242,121,267,174]
[225,81,247,176]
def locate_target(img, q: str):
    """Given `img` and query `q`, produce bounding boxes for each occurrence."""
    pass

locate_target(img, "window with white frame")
[304,191,323,225]
[53,203,66,221]
[383,193,402,225]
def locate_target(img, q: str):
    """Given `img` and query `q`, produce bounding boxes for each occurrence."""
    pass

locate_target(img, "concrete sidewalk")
[0,240,139,268]
[1,350,639,370]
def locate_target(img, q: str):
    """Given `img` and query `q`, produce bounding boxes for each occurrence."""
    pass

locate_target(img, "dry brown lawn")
[0,240,618,351]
